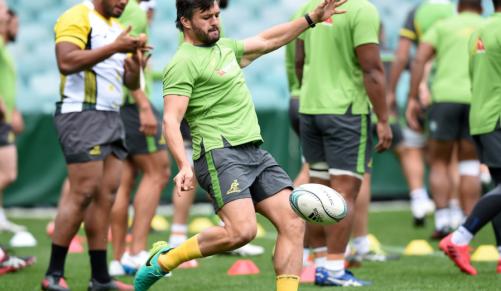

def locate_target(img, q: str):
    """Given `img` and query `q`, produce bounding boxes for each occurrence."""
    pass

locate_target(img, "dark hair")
[459,0,482,9]
[7,9,16,17]
[493,0,501,9]
[176,0,218,31]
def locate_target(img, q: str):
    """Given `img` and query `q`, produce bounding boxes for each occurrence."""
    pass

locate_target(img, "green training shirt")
[119,0,151,104]
[422,12,484,104]
[0,38,16,123]
[299,0,380,115]
[414,0,456,41]
[469,13,501,135]
[163,39,263,160]
[285,5,306,98]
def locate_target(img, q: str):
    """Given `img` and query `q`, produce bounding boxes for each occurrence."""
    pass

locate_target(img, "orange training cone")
[227,259,260,275]
[69,236,84,253]
[300,265,315,283]
[46,221,55,238]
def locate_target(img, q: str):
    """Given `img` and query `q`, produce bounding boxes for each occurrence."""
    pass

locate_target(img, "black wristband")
[304,14,316,28]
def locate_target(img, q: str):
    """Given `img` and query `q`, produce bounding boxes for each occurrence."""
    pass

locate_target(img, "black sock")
[89,250,111,283]
[463,167,501,235]
[46,243,69,277]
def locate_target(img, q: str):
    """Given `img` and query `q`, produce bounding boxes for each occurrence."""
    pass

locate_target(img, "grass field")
[1,209,500,291]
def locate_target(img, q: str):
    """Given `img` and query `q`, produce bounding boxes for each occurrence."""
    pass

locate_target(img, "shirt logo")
[216,59,239,77]
[89,145,101,156]
[476,38,485,54]
[226,180,241,195]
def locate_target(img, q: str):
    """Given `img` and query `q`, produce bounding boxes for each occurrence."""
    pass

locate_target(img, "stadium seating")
[5,0,425,113]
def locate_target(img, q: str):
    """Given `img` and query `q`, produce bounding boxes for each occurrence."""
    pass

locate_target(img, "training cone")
[471,245,500,262]
[300,265,315,283]
[178,259,199,269]
[256,223,266,238]
[189,217,214,234]
[404,240,433,256]
[9,231,37,247]
[151,215,169,232]
[227,259,260,275]
[368,234,384,254]
[46,221,55,237]
[69,236,84,253]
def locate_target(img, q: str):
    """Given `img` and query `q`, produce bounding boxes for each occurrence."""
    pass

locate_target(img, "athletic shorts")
[289,98,300,137]
[473,127,501,168]
[180,119,192,141]
[372,122,403,150]
[194,142,293,212]
[299,111,372,179]
[54,110,128,164]
[402,126,426,148]
[180,119,194,165]
[120,104,167,155]
[0,121,15,147]
[427,103,472,141]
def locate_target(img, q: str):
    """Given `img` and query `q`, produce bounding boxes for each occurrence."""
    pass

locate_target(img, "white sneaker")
[411,198,435,218]
[120,250,150,275]
[0,220,26,233]
[108,260,125,276]
[228,243,264,256]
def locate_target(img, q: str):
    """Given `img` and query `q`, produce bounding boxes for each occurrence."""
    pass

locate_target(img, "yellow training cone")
[471,245,499,262]
[151,215,169,232]
[256,223,266,238]
[189,217,215,234]
[368,234,383,254]
[404,240,433,256]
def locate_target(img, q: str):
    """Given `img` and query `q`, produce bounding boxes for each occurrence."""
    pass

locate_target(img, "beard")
[193,25,220,46]
[104,1,125,18]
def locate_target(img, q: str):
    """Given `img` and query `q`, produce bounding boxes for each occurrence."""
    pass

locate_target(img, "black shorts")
[0,121,15,147]
[194,143,293,212]
[372,121,403,150]
[299,111,372,179]
[120,104,167,155]
[473,127,501,168]
[180,119,192,141]
[289,98,300,137]
[427,103,472,141]
[54,111,128,164]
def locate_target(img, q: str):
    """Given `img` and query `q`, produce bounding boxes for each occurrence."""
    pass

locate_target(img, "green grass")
[1,210,500,290]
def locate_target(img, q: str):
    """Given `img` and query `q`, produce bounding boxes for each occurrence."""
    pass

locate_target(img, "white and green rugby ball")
[289,183,348,225]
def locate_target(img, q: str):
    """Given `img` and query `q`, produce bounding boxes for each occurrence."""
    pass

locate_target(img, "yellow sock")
[158,235,203,271]
[276,275,300,291]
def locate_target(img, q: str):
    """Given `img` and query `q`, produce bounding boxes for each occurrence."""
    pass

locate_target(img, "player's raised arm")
[239,0,347,67]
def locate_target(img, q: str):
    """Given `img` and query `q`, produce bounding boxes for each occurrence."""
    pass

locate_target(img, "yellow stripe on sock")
[276,275,300,291]
[158,235,203,271]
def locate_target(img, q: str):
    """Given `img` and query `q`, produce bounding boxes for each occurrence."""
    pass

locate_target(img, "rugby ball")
[289,183,348,225]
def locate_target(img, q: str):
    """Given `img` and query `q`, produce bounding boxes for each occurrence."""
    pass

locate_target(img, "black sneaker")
[41,274,70,291]
[413,216,426,227]
[87,278,133,291]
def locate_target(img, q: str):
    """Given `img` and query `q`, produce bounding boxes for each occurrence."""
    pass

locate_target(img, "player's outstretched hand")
[375,121,392,153]
[174,166,195,194]
[310,0,348,23]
